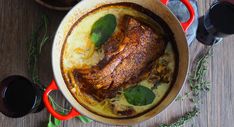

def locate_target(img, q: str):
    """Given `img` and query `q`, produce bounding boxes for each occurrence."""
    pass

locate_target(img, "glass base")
[196,16,223,45]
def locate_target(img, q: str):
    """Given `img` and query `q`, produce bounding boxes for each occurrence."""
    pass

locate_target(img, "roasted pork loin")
[73,15,167,101]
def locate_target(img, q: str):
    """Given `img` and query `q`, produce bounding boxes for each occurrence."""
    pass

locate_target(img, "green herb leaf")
[76,116,93,123]
[124,85,155,106]
[52,117,62,126]
[47,121,56,127]
[90,14,117,47]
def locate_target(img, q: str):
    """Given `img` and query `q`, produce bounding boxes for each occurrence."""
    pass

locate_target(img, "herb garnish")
[90,14,117,47]
[161,47,213,127]
[159,108,199,127]
[27,15,92,127]
[124,85,155,106]
[187,47,212,105]
[176,47,212,104]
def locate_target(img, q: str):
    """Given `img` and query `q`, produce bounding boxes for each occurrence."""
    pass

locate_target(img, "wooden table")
[0,0,234,127]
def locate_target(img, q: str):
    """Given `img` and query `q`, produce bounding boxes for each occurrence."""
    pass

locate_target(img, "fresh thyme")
[188,47,212,105]
[159,108,199,127]
[163,46,213,127]
[176,47,212,103]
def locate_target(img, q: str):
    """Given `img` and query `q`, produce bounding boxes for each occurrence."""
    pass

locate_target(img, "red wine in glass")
[0,75,44,118]
[197,1,234,45]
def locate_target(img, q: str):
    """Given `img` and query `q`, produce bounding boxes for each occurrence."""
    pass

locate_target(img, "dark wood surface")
[0,0,234,127]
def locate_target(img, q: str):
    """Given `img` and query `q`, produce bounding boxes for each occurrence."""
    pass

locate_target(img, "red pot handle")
[160,0,195,32]
[43,80,81,120]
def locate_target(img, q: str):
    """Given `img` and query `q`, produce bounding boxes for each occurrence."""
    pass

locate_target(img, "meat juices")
[73,15,167,101]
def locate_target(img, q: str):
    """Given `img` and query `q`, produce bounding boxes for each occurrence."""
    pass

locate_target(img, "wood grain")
[0,0,234,127]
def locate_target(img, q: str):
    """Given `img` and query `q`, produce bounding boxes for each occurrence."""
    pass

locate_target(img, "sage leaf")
[52,117,62,126]
[90,14,117,47]
[124,85,155,106]
[77,116,93,123]
[47,122,56,127]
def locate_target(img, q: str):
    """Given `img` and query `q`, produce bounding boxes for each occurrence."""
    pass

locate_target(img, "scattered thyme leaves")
[188,47,212,105]
[159,108,199,127]
[176,47,213,103]
[166,46,213,127]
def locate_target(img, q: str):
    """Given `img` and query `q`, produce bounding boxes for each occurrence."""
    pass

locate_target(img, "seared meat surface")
[73,15,166,101]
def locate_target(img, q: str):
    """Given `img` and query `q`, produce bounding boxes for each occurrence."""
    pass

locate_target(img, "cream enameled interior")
[52,0,189,125]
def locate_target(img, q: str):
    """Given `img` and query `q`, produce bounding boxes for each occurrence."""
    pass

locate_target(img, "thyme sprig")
[188,47,212,105]
[162,46,213,127]
[159,108,199,127]
[176,47,212,103]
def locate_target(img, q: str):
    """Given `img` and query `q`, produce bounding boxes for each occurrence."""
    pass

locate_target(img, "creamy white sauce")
[62,5,176,118]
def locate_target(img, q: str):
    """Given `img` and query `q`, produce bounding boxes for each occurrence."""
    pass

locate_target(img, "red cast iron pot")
[43,0,194,125]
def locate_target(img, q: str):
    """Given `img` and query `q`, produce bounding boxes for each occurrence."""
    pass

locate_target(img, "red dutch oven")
[43,0,194,125]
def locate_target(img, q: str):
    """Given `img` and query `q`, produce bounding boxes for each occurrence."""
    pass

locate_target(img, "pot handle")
[43,80,81,120]
[160,0,195,32]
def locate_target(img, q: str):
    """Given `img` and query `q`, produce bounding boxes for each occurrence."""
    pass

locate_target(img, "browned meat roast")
[73,15,167,101]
